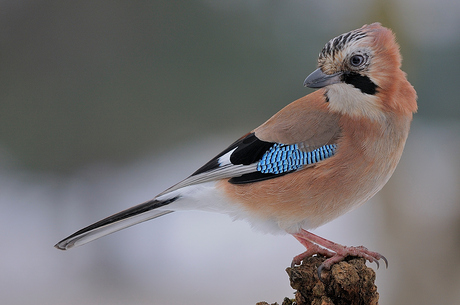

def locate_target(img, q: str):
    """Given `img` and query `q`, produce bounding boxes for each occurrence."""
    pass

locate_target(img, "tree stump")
[257,256,379,305]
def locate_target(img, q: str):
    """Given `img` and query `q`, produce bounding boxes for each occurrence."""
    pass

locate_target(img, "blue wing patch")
[257,144,337,174]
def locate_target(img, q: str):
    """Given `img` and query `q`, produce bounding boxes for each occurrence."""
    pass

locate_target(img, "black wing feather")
[194,132,293,184]
[228,171,291,184]
[192,133,274,176]
[229,133,274,165]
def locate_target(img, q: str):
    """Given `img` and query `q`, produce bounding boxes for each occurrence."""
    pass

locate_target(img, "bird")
[55,23,417,273]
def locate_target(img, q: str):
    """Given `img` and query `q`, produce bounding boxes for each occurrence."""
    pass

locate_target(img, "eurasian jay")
[55,23,417,273]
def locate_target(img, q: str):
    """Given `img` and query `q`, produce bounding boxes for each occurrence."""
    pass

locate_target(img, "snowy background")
[1,1,460,304]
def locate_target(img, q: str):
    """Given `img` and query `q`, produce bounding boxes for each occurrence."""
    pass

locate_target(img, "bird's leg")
[291,234,336,268]
[292,229,388,273]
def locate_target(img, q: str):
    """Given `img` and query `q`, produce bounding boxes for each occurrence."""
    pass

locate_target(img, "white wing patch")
[217,148,236,166]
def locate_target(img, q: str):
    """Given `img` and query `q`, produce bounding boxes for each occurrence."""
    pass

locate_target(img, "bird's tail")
[54,197,178,250]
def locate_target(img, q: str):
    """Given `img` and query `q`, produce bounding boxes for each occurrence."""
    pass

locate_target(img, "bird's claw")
[317,263,325,281]
[294,248,388,281]
[372,254,388,269]
[381,254,389,268]
[292,230,388,281]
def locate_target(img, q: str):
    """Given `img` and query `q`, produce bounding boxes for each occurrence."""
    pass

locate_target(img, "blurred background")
[1,1,459,304]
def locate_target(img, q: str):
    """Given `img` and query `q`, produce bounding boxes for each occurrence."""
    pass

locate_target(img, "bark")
[257,256,379,305]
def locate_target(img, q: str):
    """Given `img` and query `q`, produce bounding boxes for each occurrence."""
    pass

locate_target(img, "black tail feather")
[55,196,179,250]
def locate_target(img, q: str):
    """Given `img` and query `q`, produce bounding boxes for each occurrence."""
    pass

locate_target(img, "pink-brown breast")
[217,92,413,233]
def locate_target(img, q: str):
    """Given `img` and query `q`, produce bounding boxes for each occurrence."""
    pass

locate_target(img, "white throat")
[326,83,384,121]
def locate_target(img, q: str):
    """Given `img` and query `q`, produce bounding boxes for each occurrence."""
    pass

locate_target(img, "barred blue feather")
[257,144,337,174]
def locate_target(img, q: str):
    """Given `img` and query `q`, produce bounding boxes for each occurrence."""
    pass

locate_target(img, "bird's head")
[305,23,417,118]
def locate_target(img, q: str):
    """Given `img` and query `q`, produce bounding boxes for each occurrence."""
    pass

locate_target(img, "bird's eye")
[350,55,365,67]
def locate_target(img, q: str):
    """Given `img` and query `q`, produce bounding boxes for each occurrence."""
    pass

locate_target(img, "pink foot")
[291,236,336,268]
[292,229,387,277]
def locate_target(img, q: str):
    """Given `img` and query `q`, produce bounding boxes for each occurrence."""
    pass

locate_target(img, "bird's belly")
[160,181,288,234]
[217,153,398,234]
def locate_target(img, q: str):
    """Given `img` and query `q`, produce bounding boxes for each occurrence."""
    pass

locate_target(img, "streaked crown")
[313,23,417,116]
[319,28,368,62]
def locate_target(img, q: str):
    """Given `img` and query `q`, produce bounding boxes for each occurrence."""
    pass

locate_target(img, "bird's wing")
[55,94,341,250]
[161,95,341,193]
[254,96,341,149]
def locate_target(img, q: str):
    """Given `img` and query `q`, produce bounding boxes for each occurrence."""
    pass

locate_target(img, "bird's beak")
[304,68,342,88]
